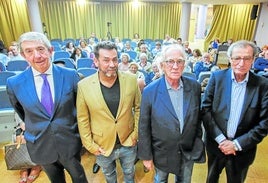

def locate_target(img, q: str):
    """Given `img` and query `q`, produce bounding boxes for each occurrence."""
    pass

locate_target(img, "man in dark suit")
[202,40,268,183]
[7,32,87,183]
[138,44,205,183]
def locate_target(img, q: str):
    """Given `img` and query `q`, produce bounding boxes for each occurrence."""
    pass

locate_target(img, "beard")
[99,67,118,78]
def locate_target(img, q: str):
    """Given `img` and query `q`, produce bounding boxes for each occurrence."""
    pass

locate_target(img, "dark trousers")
[42,152,88,183]
[206,151,249,183]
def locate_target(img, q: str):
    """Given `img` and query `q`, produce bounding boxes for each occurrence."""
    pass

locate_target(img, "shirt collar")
[32,64,53,77]
[165,77,183,90]
[231,69,249,84]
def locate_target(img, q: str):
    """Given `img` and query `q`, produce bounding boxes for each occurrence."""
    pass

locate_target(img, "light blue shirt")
[215,70,249,151]
[165,77,184,133]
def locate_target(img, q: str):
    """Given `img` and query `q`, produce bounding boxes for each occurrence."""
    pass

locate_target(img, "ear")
[93,57,99,68]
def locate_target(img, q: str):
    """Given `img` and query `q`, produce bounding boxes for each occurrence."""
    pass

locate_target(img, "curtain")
[0,0,31,48]
[204,4,257,51]
[38,1,181,41]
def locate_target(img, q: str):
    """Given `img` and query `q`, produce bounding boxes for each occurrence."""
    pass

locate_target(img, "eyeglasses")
[230,56,254,64]
[165,59,185,67]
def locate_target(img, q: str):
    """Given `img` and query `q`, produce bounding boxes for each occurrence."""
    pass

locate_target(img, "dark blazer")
[202,69,268,167]
[7,65,82,164]
[138,75,205,175]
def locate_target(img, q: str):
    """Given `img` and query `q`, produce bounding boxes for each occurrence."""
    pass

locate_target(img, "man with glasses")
[202,40,268,183]
[138,44,205,183]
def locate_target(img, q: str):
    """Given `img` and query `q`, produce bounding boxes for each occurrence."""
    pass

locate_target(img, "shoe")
[19,169,29,183]
[92,163,100,174]
[27,166,42,183]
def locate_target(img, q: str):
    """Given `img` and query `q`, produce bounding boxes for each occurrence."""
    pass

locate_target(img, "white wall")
[254,2,268,48]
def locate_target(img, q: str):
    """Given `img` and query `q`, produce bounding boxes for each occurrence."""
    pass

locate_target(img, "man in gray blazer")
[7,32,87,183]
[138,44,205,183]
[202,40,268,183]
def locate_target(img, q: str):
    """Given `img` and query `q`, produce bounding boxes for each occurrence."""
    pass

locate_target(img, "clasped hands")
[218,139,236,155]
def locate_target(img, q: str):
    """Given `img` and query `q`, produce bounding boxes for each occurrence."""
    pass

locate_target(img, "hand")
[218,140,236,155]
[94,147,106,156]
[143,160,154,171]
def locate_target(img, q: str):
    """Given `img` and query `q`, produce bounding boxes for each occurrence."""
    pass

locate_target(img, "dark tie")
[40,74,53,115]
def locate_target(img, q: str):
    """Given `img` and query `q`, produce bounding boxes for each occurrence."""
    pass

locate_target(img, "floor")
[1,137,268,183]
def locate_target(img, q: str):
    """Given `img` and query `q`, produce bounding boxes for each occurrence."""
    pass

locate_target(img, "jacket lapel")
[51,65,63,117]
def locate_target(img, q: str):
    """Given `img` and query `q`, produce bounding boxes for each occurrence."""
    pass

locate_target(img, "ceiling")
[94,0,268,5]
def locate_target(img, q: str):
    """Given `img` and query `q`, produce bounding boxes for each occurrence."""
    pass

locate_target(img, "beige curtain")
[0,0,30,47]
[204,4,257,51]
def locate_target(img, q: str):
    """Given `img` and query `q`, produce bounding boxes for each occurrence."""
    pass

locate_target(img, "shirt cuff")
[215,134,226,144]
[233,139,242,151]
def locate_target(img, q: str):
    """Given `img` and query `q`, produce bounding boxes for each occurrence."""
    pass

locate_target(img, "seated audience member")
[183,41,192,58]
[136,43,153,61]
[132,33,141,43]
[70,47,87,63]
[114,37,124,52]
[163,34,176,44]
[176,37,183,45]
[138,53,152,73]
[145,62,161,85]
[223,38,233,46]
[65,41,75,54]
[258,44,268,57]
[187,48,202,72]
[151,41,162,58]
[118,53,131,71]
[208,38,220,52]
[79,40,91,58]
[254,50,268,77]
[8,45,25,61]
[88,32,99,43]
[0,53,10,66]
[128,62,146,92]
[122,41,133,52]
[193,52,214,79]
[0,40,8,55]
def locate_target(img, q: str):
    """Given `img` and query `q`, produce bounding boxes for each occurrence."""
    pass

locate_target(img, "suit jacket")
[77,71,141,157]
[138,76,205,175]
[202,69,268,167]
[7,65,82,164]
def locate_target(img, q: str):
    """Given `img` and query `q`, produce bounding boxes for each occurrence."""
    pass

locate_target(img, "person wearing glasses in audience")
[6,32,88,183]
[138,44,205,183]
[77,41,141,183]
[202,40,268,183]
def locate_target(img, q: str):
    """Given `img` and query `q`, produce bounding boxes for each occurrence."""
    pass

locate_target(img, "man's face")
[161,48,185,81]
[21,40,52,73]
[94,48,118,78]
[230,46,254,76]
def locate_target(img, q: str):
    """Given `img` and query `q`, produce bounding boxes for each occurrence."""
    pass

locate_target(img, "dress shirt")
[165,77,184,133]
[32,64,55,102]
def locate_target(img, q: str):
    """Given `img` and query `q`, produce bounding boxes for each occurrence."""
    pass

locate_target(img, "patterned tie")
[40,74,53,115]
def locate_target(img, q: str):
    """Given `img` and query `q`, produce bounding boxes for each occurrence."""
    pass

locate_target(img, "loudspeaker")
[250,5,259,20]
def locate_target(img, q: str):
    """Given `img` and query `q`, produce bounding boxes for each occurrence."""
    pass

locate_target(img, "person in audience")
[193,52,214,79]
[128,62,146,92]
[0,52,10,66]
[138,53,152,73]
[183,41,192,58]
[253,49,268,77]
[8,45,25,61]
[138,44,205,183]
[88,32,99,43]
[151,41,162,58]
[187,48,202,72]
[163,34,176,44]
[0,40,8,55]
[202,40,268,183]
[136,43,153,61]
[70,47,87,62]
[258,44,268,57]
[79,40,91,57]
[208,38,220,53]
[118,52,131,71]
[76,41,141,183]
[122,41,133,52]
[177,37,183,45]
[145,61,161,85]
[14,114,42,183]
[65,41,75,54]
[132,33,141,43]
[114,37,124,52]
[6,32,88,183]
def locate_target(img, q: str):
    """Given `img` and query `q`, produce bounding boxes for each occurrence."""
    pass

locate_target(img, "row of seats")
[0,60,29,72]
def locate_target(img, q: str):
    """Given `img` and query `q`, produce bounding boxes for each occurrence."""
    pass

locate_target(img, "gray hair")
[18,32,51,52]
[227,40,258,58]
[158,44,187,63]
[120,52,130,61]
